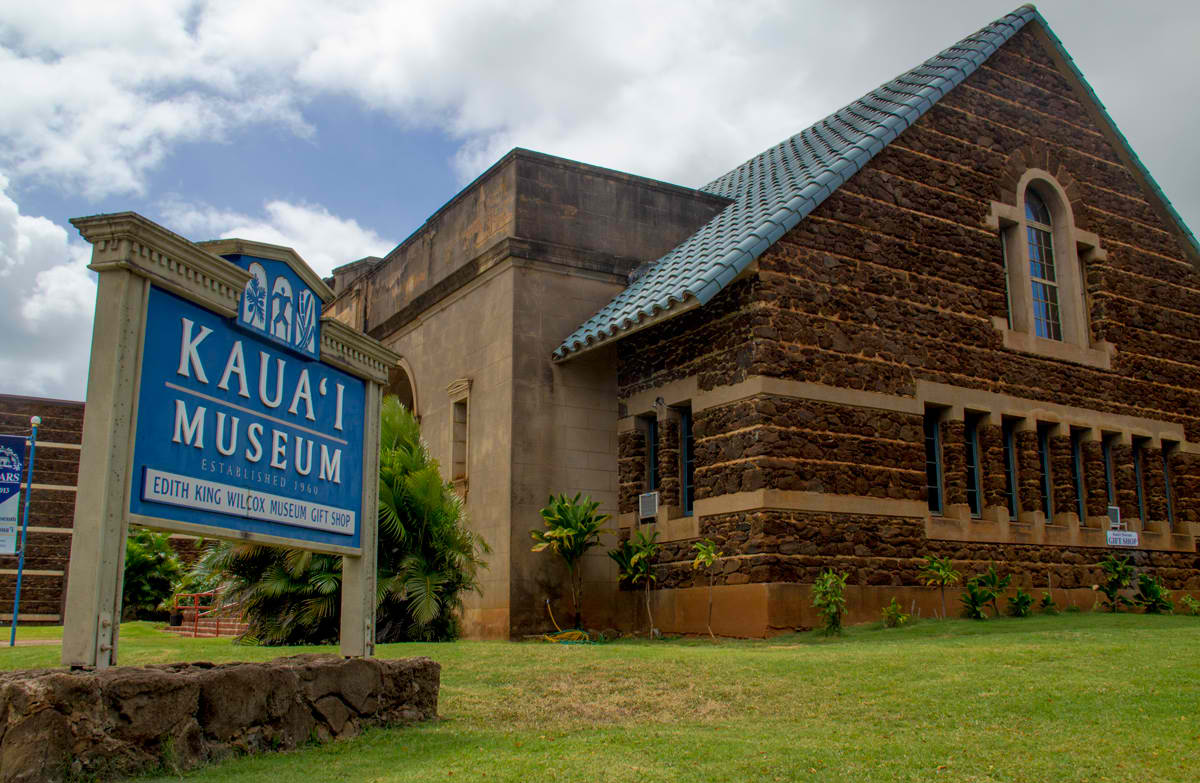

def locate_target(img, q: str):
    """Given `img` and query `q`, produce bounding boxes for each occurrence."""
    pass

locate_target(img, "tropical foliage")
[531,493,612,628]
[975,564,1011,618]
[188,396,488,644]
[1132,574,1173,615]
[811,569,849,636]
[1095,554,1135,613]
[1007,588,1033,618]
[1039,591,1059,615]
[610,529,660,635]
[959,579,992,620]
[691,538,722,639]
[919,555,960,620]
[122,526,184,621]
[881,597,911,628]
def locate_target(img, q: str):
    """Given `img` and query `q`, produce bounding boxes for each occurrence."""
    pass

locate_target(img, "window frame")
[989,170,1109,369]
[1132,437,1148,522]
[678,407,695,517]
[1037,423,1055,520]
[964,413,983,519]
[1002,419,1019,520]
[924,408,945,515]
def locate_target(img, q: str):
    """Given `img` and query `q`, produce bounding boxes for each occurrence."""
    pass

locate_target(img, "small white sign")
[1106,529,1139,547]
[0,524,15,555]
[142,468,355,535]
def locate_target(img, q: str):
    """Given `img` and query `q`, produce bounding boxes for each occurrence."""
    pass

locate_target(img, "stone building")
[326,4,1200,637]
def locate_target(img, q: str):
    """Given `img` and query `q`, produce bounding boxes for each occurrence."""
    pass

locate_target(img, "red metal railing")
[173,591,243,638]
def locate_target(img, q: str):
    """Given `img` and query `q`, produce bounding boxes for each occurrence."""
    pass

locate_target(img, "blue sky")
[2,0,1198,400]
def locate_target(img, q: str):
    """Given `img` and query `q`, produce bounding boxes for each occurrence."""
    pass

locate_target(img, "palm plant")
[1095,554,1135,613]
[531,493,612,628]
[975,564,1011,618]
[122,527,183,621]
[189,396,488,644]
[609,529,660,636]
[919,555,960,620]
[691,539,722,639]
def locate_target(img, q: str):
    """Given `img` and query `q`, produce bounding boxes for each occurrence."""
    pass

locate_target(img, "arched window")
[1025,190,1062,341]
[385,360,418,415]
[988,168,1110,368]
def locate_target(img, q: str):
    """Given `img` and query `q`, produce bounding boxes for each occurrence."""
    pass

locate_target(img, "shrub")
[609,530,660,635]
[1039,592,1059,615]
[881,597,910,628]
[960,579,991,620]
[919,555,960,621]
[1094,554,1135,613]
[194,397,488,644]
[1007,588,1033,618]
[1133,574,1173,614]
[1180,595,1200,616]
[690,539,723,639]
[975,564,1011,618]
[122,527,183,621]
[812,569,849,636]
[532,492,612,628]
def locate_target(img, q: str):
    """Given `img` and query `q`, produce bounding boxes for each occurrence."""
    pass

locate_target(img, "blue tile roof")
[553,6,1041,360]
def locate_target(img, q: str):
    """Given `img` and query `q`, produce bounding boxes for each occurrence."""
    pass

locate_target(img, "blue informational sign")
[129,267,365,550]
[0,434,23,555]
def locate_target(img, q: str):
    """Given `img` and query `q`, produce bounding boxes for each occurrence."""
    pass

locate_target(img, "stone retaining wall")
[0,654,440,782]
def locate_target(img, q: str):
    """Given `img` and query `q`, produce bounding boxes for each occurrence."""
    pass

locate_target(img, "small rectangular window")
[1132,437,1148,521]
[451,399,468,480]
[1071,429,1086,522]
[678,407,695,516]
[1002,420,1018,520]
[924,409,943,515]
[1102,434,1116,506]
[1163,442,1176,531]
[965,413,982,518]
[644,416,659,491]
[1037,423,1054,518]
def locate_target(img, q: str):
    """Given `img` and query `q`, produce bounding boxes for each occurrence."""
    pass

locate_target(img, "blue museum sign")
[129,257,365,550]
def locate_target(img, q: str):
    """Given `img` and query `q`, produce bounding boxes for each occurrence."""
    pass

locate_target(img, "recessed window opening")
[1163,442,1176,531]
[643,415,659,492]
[1132,437,1148,521]
[1102,434,1116,507]
[1037,423,1054,518]
[1071,429,1086,522]
[924,408,944,515]
[965,413,983,518]
[1026,190,1063,341]
[451,399,468,481]
[1002,419,1018,520]
[676,406,695,516]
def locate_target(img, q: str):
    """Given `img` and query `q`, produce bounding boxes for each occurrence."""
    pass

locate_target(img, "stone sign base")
[0,654,439,782]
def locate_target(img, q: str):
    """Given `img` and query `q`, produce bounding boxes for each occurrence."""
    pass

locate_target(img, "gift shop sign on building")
[62,214,397,668]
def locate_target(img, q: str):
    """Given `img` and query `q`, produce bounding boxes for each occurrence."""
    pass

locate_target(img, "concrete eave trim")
[319,316,400,385]
[199,237,337,303]
[71,211,251,318]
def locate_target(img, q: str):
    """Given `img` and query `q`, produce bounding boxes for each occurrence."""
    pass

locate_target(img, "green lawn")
[2,614,1198,782]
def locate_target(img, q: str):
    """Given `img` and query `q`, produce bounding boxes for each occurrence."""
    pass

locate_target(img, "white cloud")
[3,0,1197,221]
[162,199,393,277]
[0,174,94,400]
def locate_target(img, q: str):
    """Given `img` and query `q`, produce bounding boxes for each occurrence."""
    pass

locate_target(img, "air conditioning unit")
[639,491,659,521]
